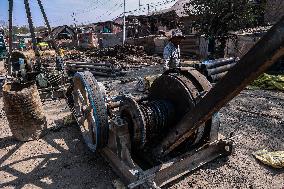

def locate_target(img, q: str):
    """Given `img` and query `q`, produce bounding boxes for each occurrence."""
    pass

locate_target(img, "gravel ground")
[168,89,284,189]
[0,60,5,75]
[0,79,283,188]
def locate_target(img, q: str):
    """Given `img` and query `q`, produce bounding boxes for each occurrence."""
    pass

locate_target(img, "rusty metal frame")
[67,16,284,189]
[101,139,232,189]
[98,117,232,189]
[130,140,232,188]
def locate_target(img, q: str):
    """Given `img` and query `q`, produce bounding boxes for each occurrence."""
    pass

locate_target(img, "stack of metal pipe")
[200,57,238,83]
[65,61,126,77]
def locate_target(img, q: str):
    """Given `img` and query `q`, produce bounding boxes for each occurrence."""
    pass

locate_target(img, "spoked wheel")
[72,71,109,152]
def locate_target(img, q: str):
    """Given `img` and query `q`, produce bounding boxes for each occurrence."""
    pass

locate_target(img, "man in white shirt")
[163,29,185,70]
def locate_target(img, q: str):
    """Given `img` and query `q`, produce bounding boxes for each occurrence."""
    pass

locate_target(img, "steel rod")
[68,65,118,71]
[155,16,284,156]
[66,61,112,67]
[202,57,236,69]
[70,68,122,74]
[8,0,13,75]
[206,63,236,76]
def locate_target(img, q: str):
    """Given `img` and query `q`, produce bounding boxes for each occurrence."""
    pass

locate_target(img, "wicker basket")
[3,82,47,141]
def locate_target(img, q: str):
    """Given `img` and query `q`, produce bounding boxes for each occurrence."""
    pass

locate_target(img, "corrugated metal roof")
[44,25,75,41]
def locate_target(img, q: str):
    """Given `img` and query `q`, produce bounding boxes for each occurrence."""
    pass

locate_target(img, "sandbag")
[3,82,47,141]
[253,149,284,168]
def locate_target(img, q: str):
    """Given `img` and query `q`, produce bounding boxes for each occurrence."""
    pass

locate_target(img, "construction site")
[0,0,283,188]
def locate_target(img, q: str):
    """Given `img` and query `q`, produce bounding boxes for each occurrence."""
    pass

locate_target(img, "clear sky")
[0,0,177,27]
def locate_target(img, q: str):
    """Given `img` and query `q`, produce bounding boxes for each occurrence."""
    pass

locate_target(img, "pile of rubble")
[64,49,84,60]
[65,45,163,66]
[64,45,163,78]
[85,45,145,58]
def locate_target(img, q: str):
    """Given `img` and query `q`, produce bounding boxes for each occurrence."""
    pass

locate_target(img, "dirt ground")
[0,64,283,188]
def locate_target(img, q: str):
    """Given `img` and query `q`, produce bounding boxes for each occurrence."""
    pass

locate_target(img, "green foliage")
[184,0,265,57]
[12,26,30,34]
[185,0,265,38]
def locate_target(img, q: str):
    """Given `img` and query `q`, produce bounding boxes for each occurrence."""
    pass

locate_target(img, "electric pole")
[123,0,126,45]
[8,0,13,75]
[147,4,150,15]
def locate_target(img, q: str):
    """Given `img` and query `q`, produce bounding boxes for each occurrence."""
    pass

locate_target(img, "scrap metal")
[5,0,284,187]
[65,16,284,188]
[196,57,238,83]
[155,15,284,157]
[66,61,125,77]
[67,67,226,188]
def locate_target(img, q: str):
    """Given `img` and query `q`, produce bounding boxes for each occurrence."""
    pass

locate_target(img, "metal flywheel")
[72,71,109,152]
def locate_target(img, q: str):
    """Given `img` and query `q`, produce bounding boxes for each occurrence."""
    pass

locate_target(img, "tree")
[13,26,30,34]
[184,0,265,58]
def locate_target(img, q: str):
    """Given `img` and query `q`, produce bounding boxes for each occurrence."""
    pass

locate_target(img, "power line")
[72,1,99,15]
[52,0,178,26]
[71,0,121,24]
[97,2,123,21]
[110,0,177,22]
[126,0,178,15]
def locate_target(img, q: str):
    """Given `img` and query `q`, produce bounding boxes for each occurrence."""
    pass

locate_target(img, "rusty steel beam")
[129,140,232,188]
[36,0,59,54]
[8,0,13,75]
[24,0,40,58]
[155,16,284,156]
[36,0,51,33]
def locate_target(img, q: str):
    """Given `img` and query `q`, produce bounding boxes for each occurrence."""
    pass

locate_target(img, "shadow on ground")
[0,118,116,189]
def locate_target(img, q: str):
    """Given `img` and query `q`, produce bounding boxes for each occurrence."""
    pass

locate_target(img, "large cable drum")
[149,68,212,122]
[147,68,214,146]
[120,68,215,150]
[72,71,109,152]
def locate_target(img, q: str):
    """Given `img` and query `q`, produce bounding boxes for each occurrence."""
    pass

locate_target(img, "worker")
[163,29,185,70]
[59,48,65,57]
